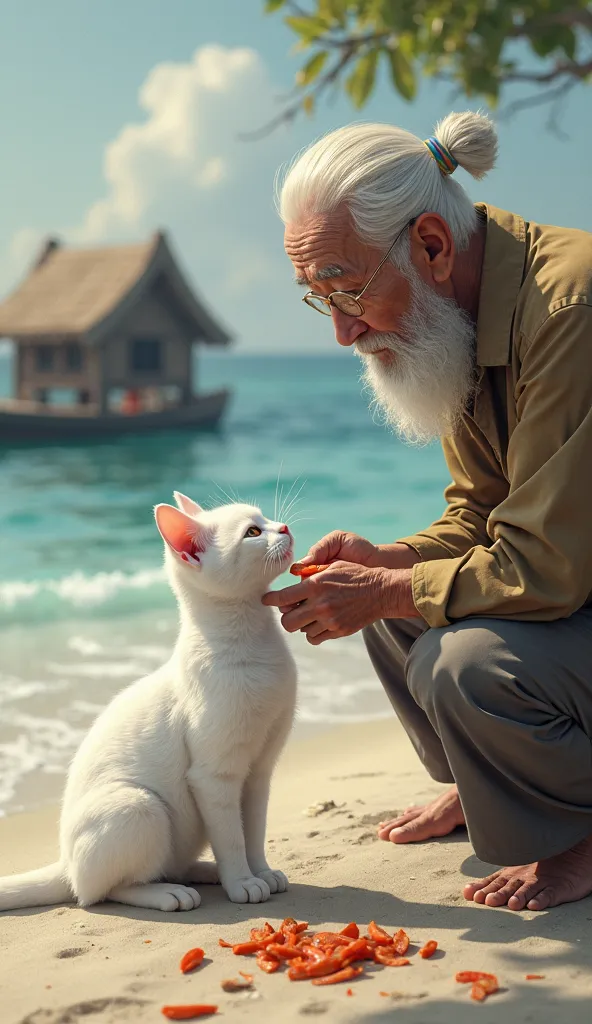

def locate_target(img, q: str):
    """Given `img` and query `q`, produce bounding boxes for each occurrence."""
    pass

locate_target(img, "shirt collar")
[475,203,527,367]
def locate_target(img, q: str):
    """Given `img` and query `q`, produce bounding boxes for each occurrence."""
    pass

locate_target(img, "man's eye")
[244,526,262,538]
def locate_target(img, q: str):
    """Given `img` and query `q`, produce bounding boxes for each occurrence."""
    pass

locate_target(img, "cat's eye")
[244,526,262,538]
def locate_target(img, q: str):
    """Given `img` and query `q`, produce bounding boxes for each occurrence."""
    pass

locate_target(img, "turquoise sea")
[0,349,448,815]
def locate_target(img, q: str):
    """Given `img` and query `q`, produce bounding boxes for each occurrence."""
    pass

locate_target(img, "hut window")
[35,345,55,372]
[65,343,83,372]
[130,338,162,373]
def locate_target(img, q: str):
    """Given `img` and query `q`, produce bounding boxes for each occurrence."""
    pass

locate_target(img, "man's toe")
[485,879,523,907]
[377,811,418,840]
[526,887,554,911]
[388,816,433,844]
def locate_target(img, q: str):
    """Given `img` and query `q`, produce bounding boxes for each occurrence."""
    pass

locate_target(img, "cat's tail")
[0,862,72,911]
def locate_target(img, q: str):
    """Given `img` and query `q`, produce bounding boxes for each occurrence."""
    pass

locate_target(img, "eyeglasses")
[302,220,413,318]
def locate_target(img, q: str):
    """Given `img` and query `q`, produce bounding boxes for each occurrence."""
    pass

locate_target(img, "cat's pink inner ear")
[155,504,204,558]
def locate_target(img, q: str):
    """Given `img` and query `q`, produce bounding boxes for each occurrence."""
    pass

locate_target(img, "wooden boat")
[0,389,230,442]
[0,230,233,444]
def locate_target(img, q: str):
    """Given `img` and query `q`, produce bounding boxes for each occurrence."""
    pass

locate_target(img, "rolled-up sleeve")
[411,303,592,627]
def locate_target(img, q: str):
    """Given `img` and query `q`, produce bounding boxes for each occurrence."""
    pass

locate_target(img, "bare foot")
[377,786,465,844]
[464,834,592,911]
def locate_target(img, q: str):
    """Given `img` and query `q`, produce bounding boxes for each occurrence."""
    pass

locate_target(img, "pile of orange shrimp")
[161,920,509,1016]
[218,917,438,987]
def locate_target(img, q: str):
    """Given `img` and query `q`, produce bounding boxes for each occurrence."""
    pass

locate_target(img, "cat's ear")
[154,504,206,567]
[173,491,204,516]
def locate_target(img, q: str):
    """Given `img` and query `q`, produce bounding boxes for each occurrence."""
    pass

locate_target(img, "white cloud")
[1,43,330,352]
[76,45,266,243]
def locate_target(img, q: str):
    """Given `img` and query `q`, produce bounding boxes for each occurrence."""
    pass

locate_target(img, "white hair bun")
[433,110,498,180]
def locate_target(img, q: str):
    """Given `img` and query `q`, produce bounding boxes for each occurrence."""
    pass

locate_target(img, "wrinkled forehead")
[284,209,368,286]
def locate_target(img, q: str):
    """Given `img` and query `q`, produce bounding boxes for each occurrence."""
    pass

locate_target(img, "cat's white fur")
[0,494,297,912]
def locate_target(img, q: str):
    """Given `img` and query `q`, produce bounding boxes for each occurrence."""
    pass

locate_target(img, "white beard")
[356,263,476,445]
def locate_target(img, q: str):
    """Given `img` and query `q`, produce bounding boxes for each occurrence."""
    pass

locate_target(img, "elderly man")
[262,110,592,912]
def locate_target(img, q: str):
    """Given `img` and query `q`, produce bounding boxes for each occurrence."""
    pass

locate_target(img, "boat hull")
[0,390,230,442]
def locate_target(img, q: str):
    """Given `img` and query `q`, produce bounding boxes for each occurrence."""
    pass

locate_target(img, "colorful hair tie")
[423,136,458,176]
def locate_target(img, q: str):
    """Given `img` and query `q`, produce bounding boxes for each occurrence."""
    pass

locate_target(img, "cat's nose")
[279,524,291,535]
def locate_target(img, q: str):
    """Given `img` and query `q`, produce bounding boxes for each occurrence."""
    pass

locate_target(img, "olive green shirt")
[400,203,592,627]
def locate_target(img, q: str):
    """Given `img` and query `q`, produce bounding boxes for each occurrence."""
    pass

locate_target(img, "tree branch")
[502,56,592,83]
[237,44,356,141]
[498,77,577,138]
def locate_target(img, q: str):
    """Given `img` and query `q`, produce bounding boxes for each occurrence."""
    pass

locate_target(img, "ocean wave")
[0,567,169,626]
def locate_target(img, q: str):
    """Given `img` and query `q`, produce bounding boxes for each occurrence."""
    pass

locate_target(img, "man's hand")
[300,531,381,569]
[299,531,422,572]
[262,561,415,645]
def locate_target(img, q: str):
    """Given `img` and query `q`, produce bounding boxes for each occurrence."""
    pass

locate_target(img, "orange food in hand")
[289,563,330,578]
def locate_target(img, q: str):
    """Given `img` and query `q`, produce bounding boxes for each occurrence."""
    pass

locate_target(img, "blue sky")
[1,0,590,353]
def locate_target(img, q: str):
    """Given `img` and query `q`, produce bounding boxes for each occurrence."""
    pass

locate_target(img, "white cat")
[0,493,297,912]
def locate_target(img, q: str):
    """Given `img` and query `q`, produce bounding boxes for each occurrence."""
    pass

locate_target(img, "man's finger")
[262,581,309,607]
[301,620,326,638]
[307,630,338,646]
[281,603,318,633]
[300,531,344,566]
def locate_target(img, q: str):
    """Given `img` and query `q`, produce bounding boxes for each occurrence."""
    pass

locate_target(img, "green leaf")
[345,49,379,108]
[285,15,331,41]
[296,50,329,86]
[386,47,416,101]
[264,0,286,12]
[318,0,348,25]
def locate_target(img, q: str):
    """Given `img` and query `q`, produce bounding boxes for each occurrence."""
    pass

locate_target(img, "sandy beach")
[1,716,591,1024]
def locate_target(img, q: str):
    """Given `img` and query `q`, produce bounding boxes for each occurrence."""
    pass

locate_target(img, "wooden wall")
[99,288,193,405]
[16,340,100,403]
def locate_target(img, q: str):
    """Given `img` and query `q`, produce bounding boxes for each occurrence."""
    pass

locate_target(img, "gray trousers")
[363,613,592,864]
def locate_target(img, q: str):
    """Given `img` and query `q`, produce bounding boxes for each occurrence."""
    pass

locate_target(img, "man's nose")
[331,307,368,347]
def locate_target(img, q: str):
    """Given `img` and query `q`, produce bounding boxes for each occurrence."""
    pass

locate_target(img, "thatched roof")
[0,232,231,346]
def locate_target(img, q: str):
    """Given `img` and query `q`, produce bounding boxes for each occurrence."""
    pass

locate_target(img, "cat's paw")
[225,876,271,904]
[108,882,201,912]
[155,884,201,911]
[255,869,288,894]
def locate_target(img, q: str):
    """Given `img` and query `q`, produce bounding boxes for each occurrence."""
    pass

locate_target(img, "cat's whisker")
[278,473,299,516]
[274,461,284,522]
[281,490,307,525]
[285,507,312,523]
[281,493,305,523]
[279,476,305,521]
[211,481,242,508]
